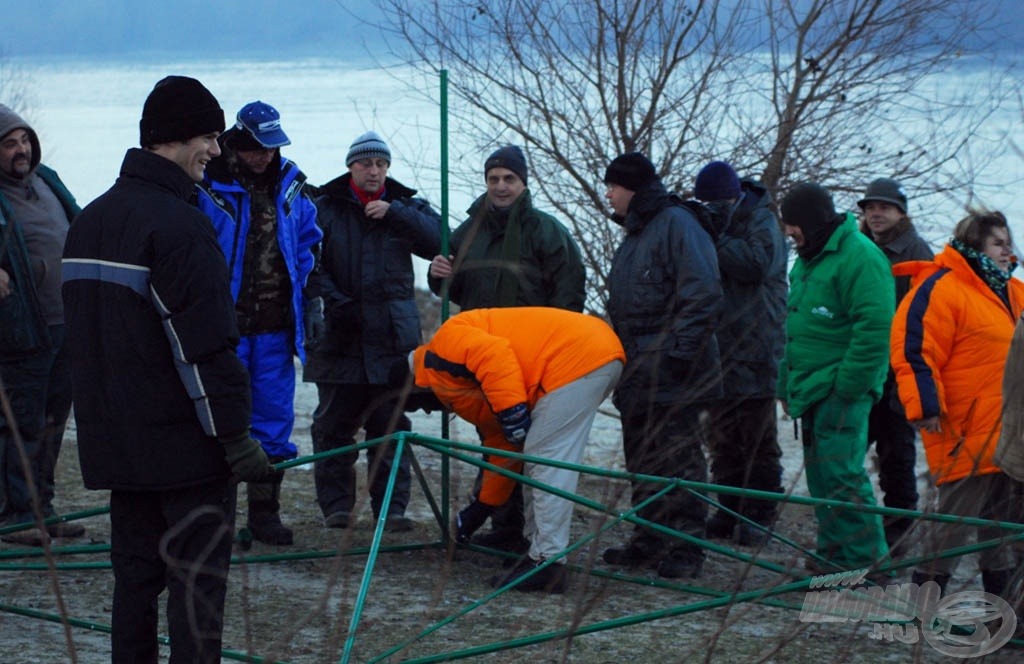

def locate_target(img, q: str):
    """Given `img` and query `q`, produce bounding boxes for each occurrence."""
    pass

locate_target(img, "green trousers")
[802,393,889,569]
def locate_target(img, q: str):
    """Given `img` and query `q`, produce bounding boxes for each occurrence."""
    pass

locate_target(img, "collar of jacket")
[319,172,417,202]
[122,148,199,201]
[621,179,675,233]
[466,188,532,230]
[862,217,917,249]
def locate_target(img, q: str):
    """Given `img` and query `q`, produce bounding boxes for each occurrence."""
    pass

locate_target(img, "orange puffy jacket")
[412,307,626,505]
[890,245,1024,485]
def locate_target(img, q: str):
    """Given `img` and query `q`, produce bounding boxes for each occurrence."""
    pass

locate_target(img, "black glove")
[454,500,494,543]
[221,432,272,483]
[496,403,531,446]
[303,296,325,349]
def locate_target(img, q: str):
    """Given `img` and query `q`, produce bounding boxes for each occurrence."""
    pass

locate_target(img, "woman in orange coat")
[407,307,624,593]
[890,208,1023,597]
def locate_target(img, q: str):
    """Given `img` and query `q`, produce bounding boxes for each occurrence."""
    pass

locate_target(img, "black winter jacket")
[303,173,441,385]
[607,179,723,416]
[714,181,788,399]
[62,148,251,490]
[427,190,585,312]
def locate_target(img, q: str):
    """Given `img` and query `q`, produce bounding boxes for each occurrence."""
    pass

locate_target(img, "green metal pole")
[438,68,451,541]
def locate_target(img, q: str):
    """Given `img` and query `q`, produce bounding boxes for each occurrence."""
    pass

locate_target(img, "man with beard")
[198,100,322,546]
[0,103,82,545]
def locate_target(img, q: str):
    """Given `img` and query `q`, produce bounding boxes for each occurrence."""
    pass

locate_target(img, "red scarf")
[349,181,385,206]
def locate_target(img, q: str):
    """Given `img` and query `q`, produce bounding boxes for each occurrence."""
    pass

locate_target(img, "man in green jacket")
[427,145,586,552]
[777,182,893,572]
[0,104,82,545]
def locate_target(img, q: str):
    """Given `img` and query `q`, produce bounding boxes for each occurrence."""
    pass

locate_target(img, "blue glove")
[496,403,531,446]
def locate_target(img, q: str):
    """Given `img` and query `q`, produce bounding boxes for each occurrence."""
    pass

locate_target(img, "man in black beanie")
[63,75,271,662]
[602,151,723,579]
[426,144,585,553]
[777,181,894,574]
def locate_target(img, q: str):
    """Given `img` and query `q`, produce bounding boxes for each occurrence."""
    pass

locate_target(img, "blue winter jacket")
[197,156,321,362]
[607,179,723,416]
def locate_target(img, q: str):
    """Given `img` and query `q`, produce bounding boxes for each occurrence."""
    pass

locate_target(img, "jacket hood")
[0,104,41,174]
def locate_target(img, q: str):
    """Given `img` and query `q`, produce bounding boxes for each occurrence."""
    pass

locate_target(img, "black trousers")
[706,397,783,523]
[109,479,235,664]
[866,379,919,512]
[621,404,708,555]
[310,383,411,518]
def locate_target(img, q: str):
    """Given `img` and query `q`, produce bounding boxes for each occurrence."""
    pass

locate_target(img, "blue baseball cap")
[234,100,290,148]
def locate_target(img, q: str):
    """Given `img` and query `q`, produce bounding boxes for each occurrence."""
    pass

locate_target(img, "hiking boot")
[471,528,530,554]
[248,502,294,545]
[657,551,705,579]
[384,515,414,532]
[706,511,737,540]
[737,522,771,547]
[490,557,568,594]
[1,527,49,547]
[46,521,86,538]
[602,541,663,568]
[324,511,351,528]
[911,570,950,596]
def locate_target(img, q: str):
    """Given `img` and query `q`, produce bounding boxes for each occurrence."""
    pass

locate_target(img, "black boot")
[247,468,293,546]
[911,570,950,596]
[982,569,1014,597]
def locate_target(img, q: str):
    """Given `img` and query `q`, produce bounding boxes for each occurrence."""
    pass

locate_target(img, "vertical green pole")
[439,69,451,536]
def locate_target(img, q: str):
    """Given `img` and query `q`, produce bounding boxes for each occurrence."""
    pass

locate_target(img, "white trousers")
[523,360,623,562]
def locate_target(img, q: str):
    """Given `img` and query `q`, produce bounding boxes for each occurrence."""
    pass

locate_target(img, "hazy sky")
[5,1,1022,60]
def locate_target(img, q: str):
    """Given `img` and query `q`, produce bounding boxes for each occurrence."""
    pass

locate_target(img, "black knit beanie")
[780,182,843,259]
[604,152,658,192]
[139,76,225,148]
[484,145,528,186]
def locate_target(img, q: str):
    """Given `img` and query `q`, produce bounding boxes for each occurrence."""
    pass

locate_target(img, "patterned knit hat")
[346,131,391,166]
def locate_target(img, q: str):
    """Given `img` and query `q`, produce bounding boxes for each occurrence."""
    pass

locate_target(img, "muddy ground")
[1,381,1020,663]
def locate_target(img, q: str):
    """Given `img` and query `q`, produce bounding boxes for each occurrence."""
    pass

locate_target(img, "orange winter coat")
[890,245,1024,485]
[412,307,626,505]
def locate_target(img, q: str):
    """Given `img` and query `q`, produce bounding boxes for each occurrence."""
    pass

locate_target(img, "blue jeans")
[0,324,72,523]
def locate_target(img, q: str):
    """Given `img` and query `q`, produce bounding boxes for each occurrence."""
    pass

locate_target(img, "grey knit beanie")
[346,131,391,166]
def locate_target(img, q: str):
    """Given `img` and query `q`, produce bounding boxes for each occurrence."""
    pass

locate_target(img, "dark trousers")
[311,383,411,518]
[0,324,72,522]
[621,404,708,555]
[866,379,919,512]
[706,397,783,523]
[109,479,235,664]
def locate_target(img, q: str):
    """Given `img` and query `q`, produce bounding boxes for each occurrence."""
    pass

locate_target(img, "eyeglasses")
[354,158,389,170]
